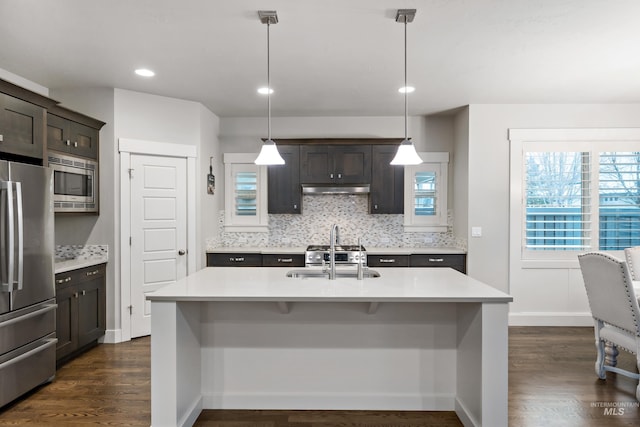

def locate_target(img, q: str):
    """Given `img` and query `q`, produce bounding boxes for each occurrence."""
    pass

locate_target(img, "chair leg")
[605,343,619,367]
[636,357,640,402]
[595,339,606,379]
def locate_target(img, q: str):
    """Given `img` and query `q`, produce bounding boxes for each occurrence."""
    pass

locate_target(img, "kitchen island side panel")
[151,301,202,427]
[199,301,458,410]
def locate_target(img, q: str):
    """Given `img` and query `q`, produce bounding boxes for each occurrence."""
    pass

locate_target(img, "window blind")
[524,152,591,250]
[234,171,257,216]
[414,171,436,216]
[598,152,640,250]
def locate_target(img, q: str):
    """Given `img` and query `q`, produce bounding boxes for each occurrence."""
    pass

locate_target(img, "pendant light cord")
[404,16,408,141]
[267,20,272,141]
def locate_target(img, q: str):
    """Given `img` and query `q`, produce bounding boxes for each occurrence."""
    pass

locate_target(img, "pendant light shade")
[390,139,423,165]
[391,9,423,166]
[255,138,284,165]
[255,10,285,166]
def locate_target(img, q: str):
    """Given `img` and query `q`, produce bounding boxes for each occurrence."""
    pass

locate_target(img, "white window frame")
[404,152,449,232]
[223,153,268,232]
[509,128,640,268]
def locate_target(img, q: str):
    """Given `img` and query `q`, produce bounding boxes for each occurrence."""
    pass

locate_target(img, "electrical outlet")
[471,227,482,237]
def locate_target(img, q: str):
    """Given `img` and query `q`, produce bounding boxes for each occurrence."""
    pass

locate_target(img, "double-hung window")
[223,153,268,232]
[510,129,640,262]
[404,152,449,232]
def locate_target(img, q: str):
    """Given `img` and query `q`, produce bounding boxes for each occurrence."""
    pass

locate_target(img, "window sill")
[223,225,269,233]
[403,224,448,233]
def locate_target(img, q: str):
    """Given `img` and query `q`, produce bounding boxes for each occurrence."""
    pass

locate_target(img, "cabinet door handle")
[73,292,79,298]
[293,204,297,209]
[0,134,3,142]
[85,270,100,277]
[65,139,71,146]
[277,258,293,263]
[379,258,396,263]
[231,257,245,262]
[178,250,186,255]
[74,141,78,147]
[428,258,444,262]
[337,173,342,179]
[330,173,334,179]
[81,290,86,296]
[56,276,72,284]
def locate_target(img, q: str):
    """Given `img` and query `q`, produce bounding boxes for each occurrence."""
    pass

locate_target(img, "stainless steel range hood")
[302,184,370,195]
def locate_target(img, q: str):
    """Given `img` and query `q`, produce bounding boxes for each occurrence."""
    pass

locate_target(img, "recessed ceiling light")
[257,87,274,95]
[398,86,415,93]
[135,68,155,77]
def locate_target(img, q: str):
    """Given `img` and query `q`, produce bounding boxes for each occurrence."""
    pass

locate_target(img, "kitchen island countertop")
[147,266,511,427]
[147,266,507,303]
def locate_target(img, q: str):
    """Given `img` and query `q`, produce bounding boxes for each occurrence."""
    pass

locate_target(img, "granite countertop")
[55,245,109,274]
[207,246,466,255]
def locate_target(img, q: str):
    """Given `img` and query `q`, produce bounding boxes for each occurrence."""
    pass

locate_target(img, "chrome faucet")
[357,237,364,280]
[329,224,340,280]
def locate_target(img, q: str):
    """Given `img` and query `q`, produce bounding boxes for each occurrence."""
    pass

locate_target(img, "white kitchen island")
[146,267,512,427]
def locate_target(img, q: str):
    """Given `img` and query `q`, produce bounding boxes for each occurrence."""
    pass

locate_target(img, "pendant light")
[391,9,423,165]
[255,10,285,165]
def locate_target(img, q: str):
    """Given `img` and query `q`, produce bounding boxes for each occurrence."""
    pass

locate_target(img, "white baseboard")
[178,396,202,427]
[202,392,455,411]
[100,328,124,344]
[509,312,593,326]
[455,397,479,427]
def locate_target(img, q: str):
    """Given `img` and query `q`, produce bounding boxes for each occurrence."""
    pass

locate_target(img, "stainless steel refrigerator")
[0,161,56,407]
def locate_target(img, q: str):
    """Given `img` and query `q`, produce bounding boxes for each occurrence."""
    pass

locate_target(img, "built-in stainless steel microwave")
[48,153,97,213]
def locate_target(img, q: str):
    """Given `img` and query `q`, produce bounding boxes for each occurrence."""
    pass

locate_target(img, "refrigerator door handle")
[0,181,14,294]
[0,338,58,371]
[14,182,23,291]
[0,303,57,329]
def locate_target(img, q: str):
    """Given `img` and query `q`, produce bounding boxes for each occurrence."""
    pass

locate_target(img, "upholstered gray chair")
[578,252,640,401]
[623,247,640,301]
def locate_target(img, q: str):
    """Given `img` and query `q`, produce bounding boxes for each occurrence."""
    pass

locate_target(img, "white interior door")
[129,154,187,338]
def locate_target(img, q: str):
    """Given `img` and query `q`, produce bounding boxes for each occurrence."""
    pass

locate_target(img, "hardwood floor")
[0,327,638,426]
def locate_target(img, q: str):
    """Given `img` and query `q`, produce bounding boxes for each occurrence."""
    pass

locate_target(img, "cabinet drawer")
[410,254,466,273]
[262,254,305,267]
[207,253,262,267]
[367,255,410,267]
[55,264,106,288]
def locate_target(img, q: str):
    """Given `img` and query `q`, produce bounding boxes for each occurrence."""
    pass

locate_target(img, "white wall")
[197,104,222,269]
[114,88,220,339]
[219,115,444,152]
[0,67,49,96]
[452,108,469,245]
[466,104,640,325]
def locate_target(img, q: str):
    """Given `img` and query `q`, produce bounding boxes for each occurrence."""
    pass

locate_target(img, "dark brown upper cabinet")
[0,93,46,161]
[370,144,404,214]
[268,144,301,214]
[47,106,104,160]
[300,144,371,184]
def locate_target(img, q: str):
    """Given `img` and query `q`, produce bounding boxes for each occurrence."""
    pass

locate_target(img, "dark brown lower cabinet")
[367,254,410,267]
[410,254,466,274]
[261,254,305,267]
[55,263,106,365]
[206,253,262,267]
[206,253,305,267]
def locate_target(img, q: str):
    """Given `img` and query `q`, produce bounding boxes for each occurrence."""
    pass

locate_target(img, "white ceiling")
[1,0,639,118]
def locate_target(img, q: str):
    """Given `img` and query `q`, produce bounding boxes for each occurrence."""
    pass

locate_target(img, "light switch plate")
[471,226,482,237]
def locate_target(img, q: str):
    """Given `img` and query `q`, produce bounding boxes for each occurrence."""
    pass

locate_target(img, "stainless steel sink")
[286,268,380,279]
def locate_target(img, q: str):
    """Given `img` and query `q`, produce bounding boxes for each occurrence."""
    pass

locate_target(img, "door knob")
[178,250,186,255]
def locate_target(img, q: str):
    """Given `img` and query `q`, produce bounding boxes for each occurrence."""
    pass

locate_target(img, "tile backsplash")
[208,195,466,249]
